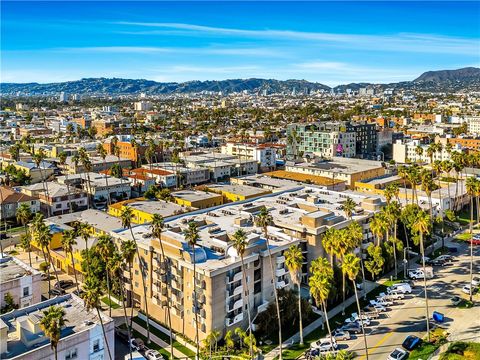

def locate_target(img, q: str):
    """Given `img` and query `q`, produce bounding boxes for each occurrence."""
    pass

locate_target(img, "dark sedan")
[402,334,421,350]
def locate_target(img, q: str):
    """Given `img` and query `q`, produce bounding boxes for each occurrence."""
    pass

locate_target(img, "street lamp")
[403,246,411,279]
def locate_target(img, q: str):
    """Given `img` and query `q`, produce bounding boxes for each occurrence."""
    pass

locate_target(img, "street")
[336,240,480,359]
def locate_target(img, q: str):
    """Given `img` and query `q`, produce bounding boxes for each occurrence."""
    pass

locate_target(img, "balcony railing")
[226,313,243,326]
[276,255,285,263]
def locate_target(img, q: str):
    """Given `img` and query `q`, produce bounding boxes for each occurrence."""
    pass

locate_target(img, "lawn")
[455,232,471,241]
[409,342,439,360]
[101,296,120,309]
[440,342,480,360]
[132,317,197,358]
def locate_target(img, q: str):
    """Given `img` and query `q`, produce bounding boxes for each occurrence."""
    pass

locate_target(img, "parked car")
[344,313,371,326]
[72,289,85,297]
[471,277,480,286]
[339,322,362,334]
[130,338,145,351]
[426,259,448,267]
[332,329,350,341]
[436,255,454,262]
[462,284,478,295]
[145,349,164,360]
[374,297,393,306]
[54,280,74,290]
[384,290,405,300]
[49,288,65,296]
[408,267,434,280]
[365,303,387,313]
[387,283,412,294]
[402,335,421,350]
[387,347,408,360]
[310,338,338,351]
[450,296,462,306]
[470,239,480,245]
[0,233,10,240]
[446,246,458,253]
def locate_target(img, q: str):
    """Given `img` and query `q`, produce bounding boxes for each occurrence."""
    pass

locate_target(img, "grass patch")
[132,317,196,358]
[455,233,471,241]
[409,342,439,360]
[458,299,474,309]
[132,328,176,359]
[101,296,120,309]
[440,341,480,360]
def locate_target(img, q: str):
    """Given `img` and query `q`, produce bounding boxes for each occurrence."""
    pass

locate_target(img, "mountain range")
[1,67,479,96]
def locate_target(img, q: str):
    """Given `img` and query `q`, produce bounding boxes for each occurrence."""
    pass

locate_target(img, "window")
[23,287,29,297]
[56,204,62,209]
[93,339,100,352]
[134,282,139,288]
[65,348,78,359]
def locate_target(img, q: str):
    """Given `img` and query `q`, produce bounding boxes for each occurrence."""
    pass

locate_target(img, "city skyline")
[2,1,479,85]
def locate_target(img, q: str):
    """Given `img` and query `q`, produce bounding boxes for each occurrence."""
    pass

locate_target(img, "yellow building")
[172,190,223,209]
[108,198,186,224]
[204,184,271,202]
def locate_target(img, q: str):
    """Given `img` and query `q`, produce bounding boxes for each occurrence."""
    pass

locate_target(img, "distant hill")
[1,67,479,95]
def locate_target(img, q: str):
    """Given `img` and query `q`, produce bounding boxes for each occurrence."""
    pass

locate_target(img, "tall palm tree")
[97,234,115,317]
[384,202,402,278]
[284,244,304,345]
[150,214,174,357]
[398,166,409,205]
[16,203,32,265]
[120,206,151,343]
[412,210,432,342]
[466,176,478,302]
[441,160,453,211]
[109,249,133,360]
[342,254,369,360]
[321,227,337,266]
[346,221,368,299]
[232,228,254,357]
[32,148,51,217]
[76,222,92,278]
[335,229,350,315]
[96,143,112,206]
[78,148,93,209]
[255,207,283,359]
[121,239,137,330]
[61,229,80,294]
[370,213,387,246]
[83,276,113,360]
[58,151,73,214]
[36,221,61,292]
[183,221,201,358]
[39,305,67,360]
[309,257,334,346]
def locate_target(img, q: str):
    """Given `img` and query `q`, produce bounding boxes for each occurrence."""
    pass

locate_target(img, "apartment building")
[172,190,224,209]
[0,256,42,309]
[114,186,384,342]
[0,294,115,360]
[221,142,277,170]
[0,160,56,184]
[285,157,385,188]
[21,182,88,216]
[435,135,480,152]
[465,116,480,134]
[145,163,210,187]
[392,139,457,164]
[61,154,131,175]
[103,135,163,164]
[108,198,186,224]
[204,184,271,202]
[0,187,39,221]
[287,121,377,159]
[132,168,177,188]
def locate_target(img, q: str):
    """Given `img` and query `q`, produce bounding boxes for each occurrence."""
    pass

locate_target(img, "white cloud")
[115,21,480,56]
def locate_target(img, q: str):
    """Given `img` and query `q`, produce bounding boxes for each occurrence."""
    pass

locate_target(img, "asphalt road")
[336,240,480,359]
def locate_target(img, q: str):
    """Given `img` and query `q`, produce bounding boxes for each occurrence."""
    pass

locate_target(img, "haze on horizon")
[1,1,479,86]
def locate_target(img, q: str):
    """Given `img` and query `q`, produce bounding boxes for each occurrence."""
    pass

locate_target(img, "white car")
[344,313,371,326]
[472,277,480,286]
[462,284,477,295]
[375,297,394,306]
[387,347,408,360]
[145,349,164,360]
[367,303,387,312]
[310,337,338,351]
[387,283,412,294]
[380,291,404,300]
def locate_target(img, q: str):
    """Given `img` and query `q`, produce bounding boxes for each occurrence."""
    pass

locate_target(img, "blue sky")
[2,1,479,85]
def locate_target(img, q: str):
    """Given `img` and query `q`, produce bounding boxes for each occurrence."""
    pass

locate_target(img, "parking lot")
[313,240,480,359]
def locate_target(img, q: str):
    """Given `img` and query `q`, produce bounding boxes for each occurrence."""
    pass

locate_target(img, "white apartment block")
[0,256,42,309]
[0,294,115,360]
[466,116,480,134]
[221,142,277,170]
[392,139,456,164]
[134,101,152,111]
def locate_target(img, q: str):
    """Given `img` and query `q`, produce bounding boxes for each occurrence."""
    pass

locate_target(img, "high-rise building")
[58,91,68,102]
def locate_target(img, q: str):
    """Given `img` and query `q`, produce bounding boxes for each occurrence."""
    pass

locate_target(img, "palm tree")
[32,148,51,217]
[284,244,304,345]
[150,214,174,357]
[370,213,387,246]
[342,253,369,360]
[96,234,115,317]
[255,207,283,359]
[321,227,337,266]
[39,305,67,360]
[309,257,334,346]
[441,160,453,211]
[232,228,254,357]
[96,143,112,206]
[121,239,137,330]
[61,229,80,294]
[466,176,478,302]
[183,221,201,358]
[83,276,113,360]
[341,197,356,219]
[109,249,133,360]
[78,148,93,209]
[16,203,32,266]
[120,206,151,343]
[346,221,368,299]
[384,202,402,278]
[36,221,61,293]
[58,151,73,213]
[411,210,431,342]
[19,233,33,267]
[398,166,409,205]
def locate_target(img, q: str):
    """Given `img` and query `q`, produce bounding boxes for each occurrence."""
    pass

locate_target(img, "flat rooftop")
[0,256,39,284]
[290,157,384,174]
[110,198,185,218]
[0,294,112,359]
[206,184,271,197]
[264,170,345,186]
[48,209,125,233]
[172,190,222,202]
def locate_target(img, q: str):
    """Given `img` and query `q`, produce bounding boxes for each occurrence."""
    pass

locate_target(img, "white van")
[387,283,412,294]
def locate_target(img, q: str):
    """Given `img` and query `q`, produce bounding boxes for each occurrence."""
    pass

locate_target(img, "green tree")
[284,244,304,345]
[39,306,67,360]
[61,229,80,294]
[364,244,384,281]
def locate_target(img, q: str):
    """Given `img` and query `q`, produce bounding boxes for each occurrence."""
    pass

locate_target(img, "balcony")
[227,271,243,284]
[152,284,161,293]
[275,268,286,277]
[226,313,243,326]
[276,255,285,264]
[276,280,287,289]
[171,278,183,290]
[232,284,243,297]
[232,298,243,310]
